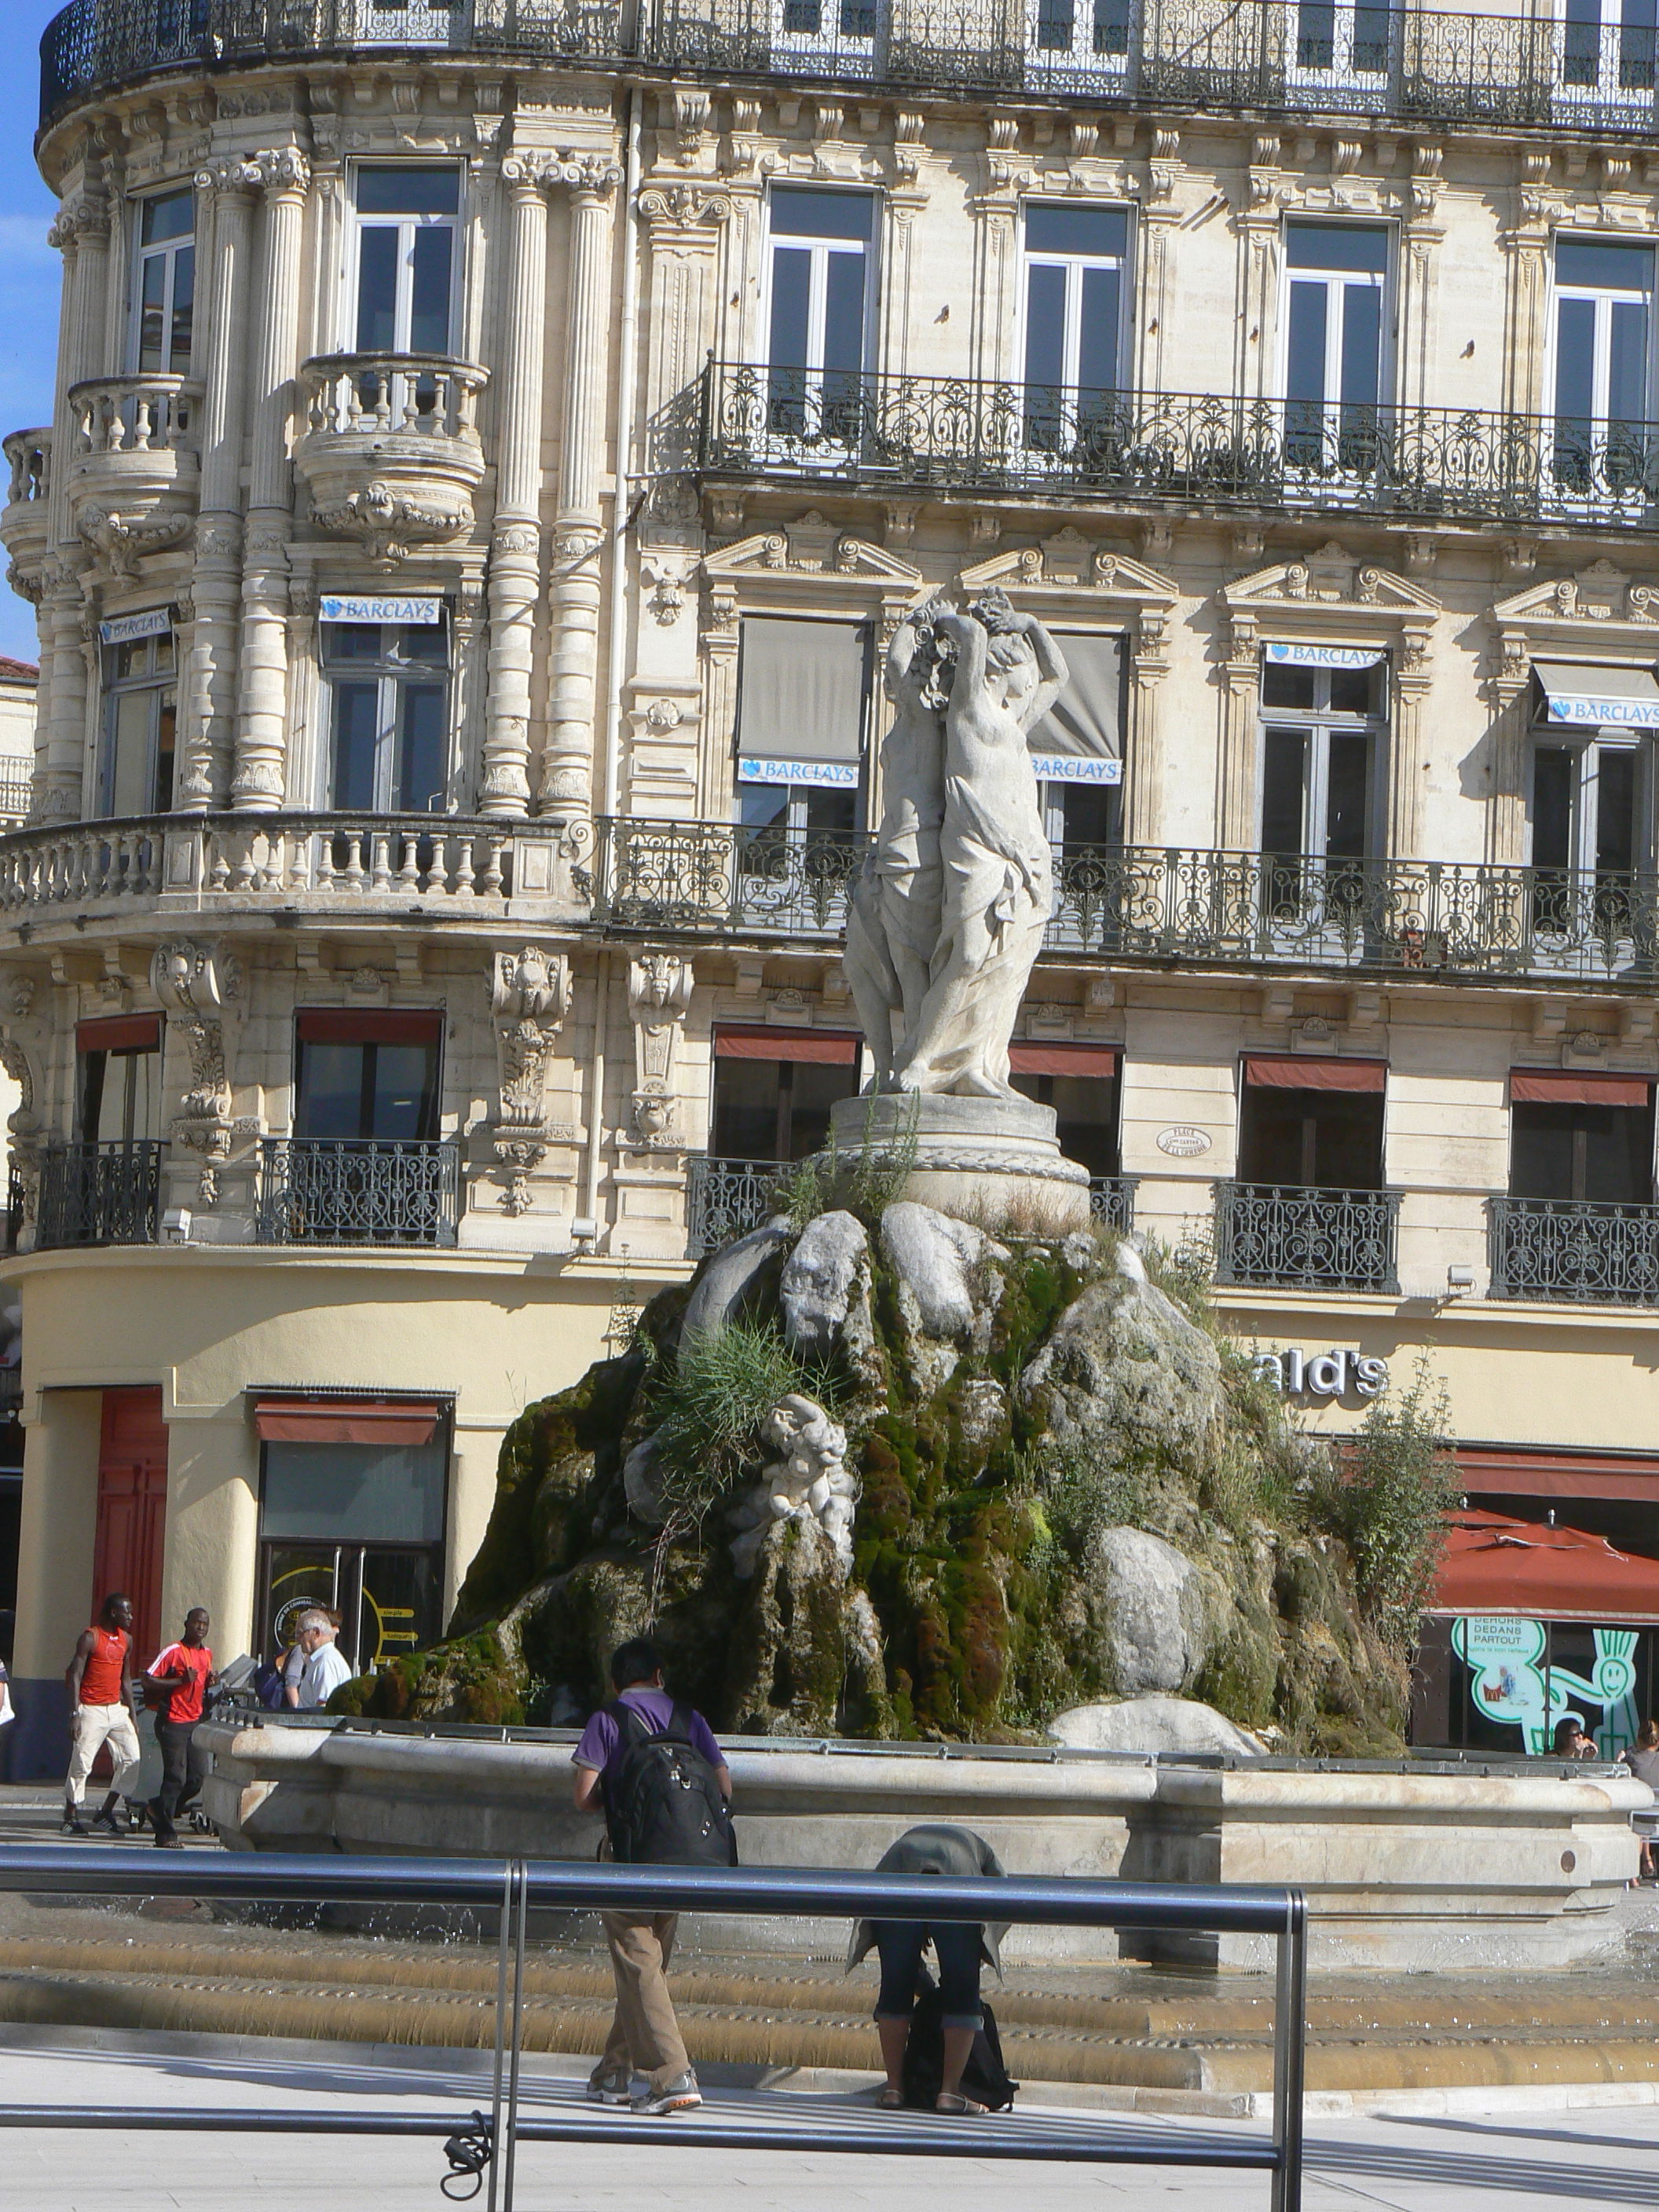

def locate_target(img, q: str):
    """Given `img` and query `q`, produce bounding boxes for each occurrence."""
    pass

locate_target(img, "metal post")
[1269,1889,1307,2212]
[501,1859,529,2212]
[485,1859,512,2212]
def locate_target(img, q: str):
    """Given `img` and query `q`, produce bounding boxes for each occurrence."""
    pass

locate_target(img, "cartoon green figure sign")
[1452,1617,1639,1756]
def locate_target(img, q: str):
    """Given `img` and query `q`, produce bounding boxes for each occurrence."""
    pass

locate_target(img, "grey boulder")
[781,1210,868,1357]
[1084,1525,1213,1696]
[880,1200,1005,1342]
[680,1216,793,1343]
[1048,1695,1266,1757]
[1020,1241,1221,1461]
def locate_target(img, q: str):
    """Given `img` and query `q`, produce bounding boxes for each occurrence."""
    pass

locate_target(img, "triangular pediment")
[959,534,1177,606]
[705,523,924,590]
[1493,558,1659,631]
[1226,542,1441,619]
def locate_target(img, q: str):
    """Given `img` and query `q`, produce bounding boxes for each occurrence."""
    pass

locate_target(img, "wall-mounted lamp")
[1445,1263,1475,1296]
[569,1217,599,1252]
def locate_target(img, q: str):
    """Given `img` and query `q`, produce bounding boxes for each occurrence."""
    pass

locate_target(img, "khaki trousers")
[66,1703,141,1804]
[596,1910,690,2093]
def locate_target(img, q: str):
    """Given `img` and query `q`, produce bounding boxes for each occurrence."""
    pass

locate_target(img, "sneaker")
[60,1815,90,1837]
[586,2068,634,2106]
[632,2073,702,2116]
[90,1809,123,1837]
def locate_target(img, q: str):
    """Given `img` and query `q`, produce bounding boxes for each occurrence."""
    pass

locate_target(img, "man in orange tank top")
[63,1592,141,1837]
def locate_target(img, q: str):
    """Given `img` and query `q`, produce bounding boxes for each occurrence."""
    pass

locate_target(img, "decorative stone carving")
[308,478,472,566]
[151,939,240,1204]
[728,1394,860,1579]
[845,588,1062,1097]
[76,504,194,578]
[626,950,694,1148]
[489,946,571,1214]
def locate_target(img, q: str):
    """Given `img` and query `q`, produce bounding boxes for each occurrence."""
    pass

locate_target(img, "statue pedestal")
[826,1090,1092,1235]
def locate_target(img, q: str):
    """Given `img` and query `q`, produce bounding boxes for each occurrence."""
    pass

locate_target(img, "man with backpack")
[571,1639,734,2117]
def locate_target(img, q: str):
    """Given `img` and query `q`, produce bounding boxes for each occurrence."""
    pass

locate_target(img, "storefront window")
[1442,1613,1653,1757]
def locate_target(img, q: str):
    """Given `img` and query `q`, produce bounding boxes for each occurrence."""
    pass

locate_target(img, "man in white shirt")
[287,1609,353,1709]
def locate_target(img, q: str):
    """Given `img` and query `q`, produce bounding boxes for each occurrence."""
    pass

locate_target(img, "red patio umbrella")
[1430,1509,1659,1624]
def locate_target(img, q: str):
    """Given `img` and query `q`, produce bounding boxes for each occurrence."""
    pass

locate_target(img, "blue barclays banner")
[737,756,860,788]
[1544,690,1659,728]
[1032,754,1122,786]
[99,609,171,646]
[1265,640,1386,671]
[320,595,444,626]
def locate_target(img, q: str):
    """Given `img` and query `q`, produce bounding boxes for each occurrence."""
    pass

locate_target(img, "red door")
[92,1387,168,1668]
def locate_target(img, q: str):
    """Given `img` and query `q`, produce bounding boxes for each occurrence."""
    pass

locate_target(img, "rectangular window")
[352,164,461,359]
[1239,1078,1386,1190]
[711,1029,861,1161]
[75,1014,163,1145]
[1258,656,1386,905]
[1026,0,1133,76]
[1511,1093,1654,1203]
[1009,1046,1121,1177]
[735,615,870,840]
[1562,0,1658,95]
[1291,0,1396,81]
[322,617,450,813]
[293,1012,442,1142]
[1552,239,1654,494]
[131,188,194,377]
[1529,665,1657,888]
[765,188,875,442]
[97,630,176,818]
[1283,222,1389,467]
[1022,205,1129,448]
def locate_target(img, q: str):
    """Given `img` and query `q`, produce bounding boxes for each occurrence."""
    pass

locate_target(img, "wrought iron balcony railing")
[1214,1179,1401,1293]
[257,1137,460,1248]
[0,778,31,827]
[701,364,1659,533]
[40,0,1659,138]
[591,824,1659,990]
[1489,1193,1659,1306]
[35,1137,163,1249]
[686,1153,788,1255]
[1089,1173,1138,1232]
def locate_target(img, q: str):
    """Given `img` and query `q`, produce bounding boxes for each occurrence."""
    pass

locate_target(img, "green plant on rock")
[1306,1357,1459,1651]
[646,1320,844,1522]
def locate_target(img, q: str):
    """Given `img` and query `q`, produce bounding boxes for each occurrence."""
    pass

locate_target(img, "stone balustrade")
[69,374,201,457]
[0,811,584,918]
[295,352,490,561]
[2,430,50,511]
[301,353,488,445]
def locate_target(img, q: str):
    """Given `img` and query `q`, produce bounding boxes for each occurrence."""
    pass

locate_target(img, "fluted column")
[479,155,550,820]
[540,152,622,819]
[233,150,310,811]
[178,159,258,811]
[38,187,110,821]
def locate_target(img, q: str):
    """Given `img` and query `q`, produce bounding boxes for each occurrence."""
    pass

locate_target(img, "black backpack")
[603,1699,738,1868]
[900,1972,1018,2113]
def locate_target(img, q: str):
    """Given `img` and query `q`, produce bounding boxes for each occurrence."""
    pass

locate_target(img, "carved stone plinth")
[825,1090,1090,1235]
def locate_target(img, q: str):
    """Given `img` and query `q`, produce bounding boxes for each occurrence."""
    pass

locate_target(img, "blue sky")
[0,6,73,664]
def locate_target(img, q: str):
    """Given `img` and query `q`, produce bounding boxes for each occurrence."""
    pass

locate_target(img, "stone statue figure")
[846,588,1068,1100]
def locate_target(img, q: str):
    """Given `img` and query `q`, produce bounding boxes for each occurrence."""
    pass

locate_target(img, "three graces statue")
[846,588,1068,1100]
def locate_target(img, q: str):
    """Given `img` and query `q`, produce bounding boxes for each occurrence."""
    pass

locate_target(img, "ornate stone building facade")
[9,0,1659,1756]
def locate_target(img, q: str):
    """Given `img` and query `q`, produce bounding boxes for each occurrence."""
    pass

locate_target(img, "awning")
[1510,1068,1651,1107]
[295,1010,444,1046]
[1028,632,1123,786]
[714,1025,860,1065]
[76,1013,162,1053]
[1535,661,1659,729]
[1009,1043,1119,1077]
[738,617,869,771]
[1459,1445,1659,1503]
[1430,1508,1659,1624]
[254,1396,442,1447]
[1243,1055,1386,1092]
[1265,640,1386,671]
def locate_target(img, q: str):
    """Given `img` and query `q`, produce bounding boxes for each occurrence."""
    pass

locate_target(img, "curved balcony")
[38,0,1659,139]
[702,364,1659,536]
[0,429,51,595]
[0,811,584,922]
[295,353,489,566]
[66,375,201,575]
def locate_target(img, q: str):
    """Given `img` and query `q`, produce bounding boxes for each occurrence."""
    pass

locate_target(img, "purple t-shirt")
[573,1687,725,1804]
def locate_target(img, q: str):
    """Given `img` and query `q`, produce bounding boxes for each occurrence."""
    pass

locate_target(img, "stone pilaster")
[178,159,258,811]
[233,150,311,812]
[540,153,623,819]
[480,153,549,819]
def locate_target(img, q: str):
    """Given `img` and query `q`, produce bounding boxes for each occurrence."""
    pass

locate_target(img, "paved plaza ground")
[0,2031,1654,2210]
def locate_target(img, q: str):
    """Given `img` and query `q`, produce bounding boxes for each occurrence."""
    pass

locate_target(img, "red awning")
[1009,1044,1119,1077]
[714,1026,860,1064]
[1243,1055,1386,1092]
[295,1011,445,1046]
[1510,1068,1651,1107]
[76,1013,162,1053]
[1459,1445,1659,1503]
[1430,1509,1659,1623]
[254,1397,442,1447]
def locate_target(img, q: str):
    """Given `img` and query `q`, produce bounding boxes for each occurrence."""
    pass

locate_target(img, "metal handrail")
[701,362,1659,530]
[0,1844,1307,2210]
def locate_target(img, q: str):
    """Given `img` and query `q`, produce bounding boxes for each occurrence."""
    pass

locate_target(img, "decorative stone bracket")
[490,945,572,1214]
[626,950,694,1149]
[152,939,240,1205]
